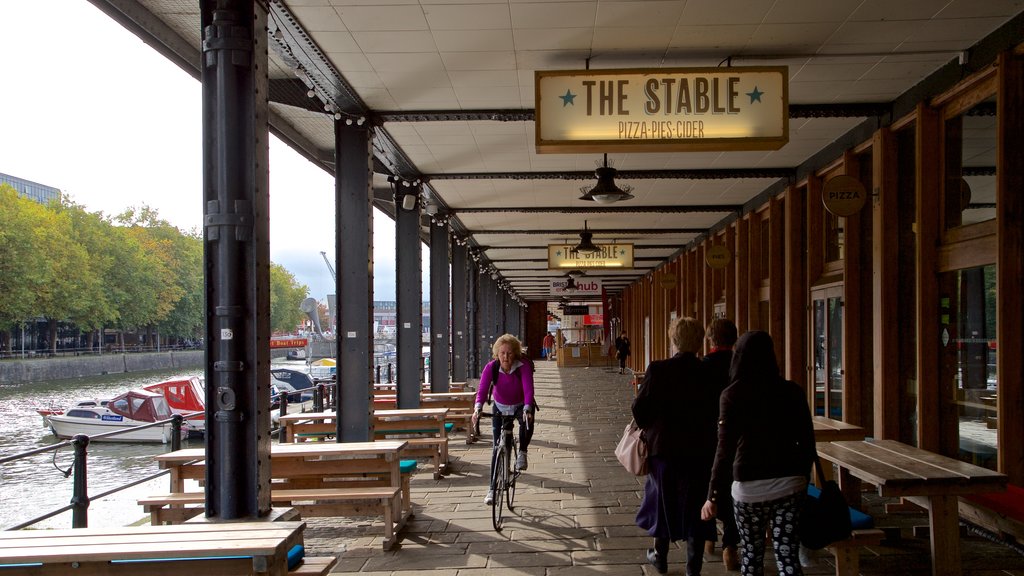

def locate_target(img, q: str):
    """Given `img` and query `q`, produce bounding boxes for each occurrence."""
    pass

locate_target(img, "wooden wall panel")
[807,174,824,285]
[747,215,763,330]
[916,102,942,451]
[997,51,1024,484]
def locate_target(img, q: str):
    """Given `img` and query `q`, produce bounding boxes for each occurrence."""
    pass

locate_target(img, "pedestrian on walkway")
[472,333,536,506]
[614,330,631,374]
[701,318,740,571]
[701,331,815,576]
[633,317,718,576]
[542,331,555,361]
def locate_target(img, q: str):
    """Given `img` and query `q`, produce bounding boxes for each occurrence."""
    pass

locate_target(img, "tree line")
[0,184,309,355]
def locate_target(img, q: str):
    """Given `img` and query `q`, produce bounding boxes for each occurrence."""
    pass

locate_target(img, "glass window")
[939,265,997,470]
[812,286,843,420]
[944,97,996,229]
[824,210,844,262]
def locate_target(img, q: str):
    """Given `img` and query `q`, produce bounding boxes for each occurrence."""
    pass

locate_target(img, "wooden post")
[785,186,807,389]
[843,151,865,426]
[916,102,942,452]
[872,127,901,440]
[735,218,749,333]
[725,224,736,325]
[770,196,786,366]
[997,51,1024,484]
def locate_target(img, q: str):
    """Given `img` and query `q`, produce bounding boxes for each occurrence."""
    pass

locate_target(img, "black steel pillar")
[451,241,469,381]
[395,184,422,408]
[335,121,374,441]
[429,220,450,392]
[200,0,271,520]
[467,262,480,379]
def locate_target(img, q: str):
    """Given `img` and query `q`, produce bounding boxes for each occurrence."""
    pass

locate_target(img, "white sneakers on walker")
[484,490,495,505]
[516,451,528,471]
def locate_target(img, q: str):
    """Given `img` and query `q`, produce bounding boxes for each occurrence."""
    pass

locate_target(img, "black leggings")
[488,405,533,489]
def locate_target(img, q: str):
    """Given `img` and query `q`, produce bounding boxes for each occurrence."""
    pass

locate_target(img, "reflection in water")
[0,368,202,530]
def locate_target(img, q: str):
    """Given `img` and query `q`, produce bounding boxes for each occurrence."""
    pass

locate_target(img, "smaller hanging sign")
[705,245,732,269]
[822,175,867,217]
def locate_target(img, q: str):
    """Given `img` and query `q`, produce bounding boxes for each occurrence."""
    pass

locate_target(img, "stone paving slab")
[294,362,1024,576]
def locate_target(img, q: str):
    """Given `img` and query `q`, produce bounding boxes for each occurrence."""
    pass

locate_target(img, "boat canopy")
[108,389,174,422]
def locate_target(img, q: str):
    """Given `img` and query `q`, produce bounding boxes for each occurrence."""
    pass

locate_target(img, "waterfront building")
[0,172,61,205]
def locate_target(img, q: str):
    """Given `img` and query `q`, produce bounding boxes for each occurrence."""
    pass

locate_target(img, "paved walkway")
[302,361,1024,576]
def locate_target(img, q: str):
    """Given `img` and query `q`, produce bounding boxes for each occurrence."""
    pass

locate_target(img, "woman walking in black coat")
[633,317,719,576]
[701,331,816,576]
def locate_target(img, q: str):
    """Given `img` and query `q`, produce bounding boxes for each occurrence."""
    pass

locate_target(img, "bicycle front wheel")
[492,449,507,531]
[506,444,518,511]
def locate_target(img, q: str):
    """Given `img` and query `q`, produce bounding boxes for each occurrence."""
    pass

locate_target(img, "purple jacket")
[475,359,535,409]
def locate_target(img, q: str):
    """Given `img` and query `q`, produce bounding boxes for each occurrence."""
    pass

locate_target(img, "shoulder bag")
[614,419,648,476]
[799,454,853,549]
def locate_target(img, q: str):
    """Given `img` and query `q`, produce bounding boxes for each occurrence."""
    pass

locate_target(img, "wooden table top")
[156,440,407,464]
[374,408,448,418]
[816,438,1007,497]
[0,521,304,565]
[812,416,867,442]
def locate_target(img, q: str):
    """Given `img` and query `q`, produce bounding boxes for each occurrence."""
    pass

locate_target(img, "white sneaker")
[484,490,494,505]
[516,451,528,471]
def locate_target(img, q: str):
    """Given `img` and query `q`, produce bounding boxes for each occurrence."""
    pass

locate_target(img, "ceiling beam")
[452,205,739,215]
[427,168,792,181]
[473,228,704,235]
[374,103,890,123]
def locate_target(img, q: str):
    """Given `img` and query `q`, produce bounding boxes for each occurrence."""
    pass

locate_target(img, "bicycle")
[490,412,523,531]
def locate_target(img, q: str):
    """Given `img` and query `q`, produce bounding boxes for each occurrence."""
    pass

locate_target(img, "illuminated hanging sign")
[551,278,603,296]
[536,66,788,153]
[548,244,634,269]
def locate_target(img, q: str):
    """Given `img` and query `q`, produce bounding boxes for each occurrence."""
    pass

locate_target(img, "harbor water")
[0,368,204,530]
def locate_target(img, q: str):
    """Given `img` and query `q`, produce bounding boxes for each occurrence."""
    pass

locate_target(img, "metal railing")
[0,413,190,531]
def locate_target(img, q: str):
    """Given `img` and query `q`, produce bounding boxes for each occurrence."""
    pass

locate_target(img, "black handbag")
[799,455,853,550]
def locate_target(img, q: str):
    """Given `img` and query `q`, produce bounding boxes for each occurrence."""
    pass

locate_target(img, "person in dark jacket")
[633,317,718,576]
[701,318,740,571]
[701,331,816,576]
[614,331,631,374]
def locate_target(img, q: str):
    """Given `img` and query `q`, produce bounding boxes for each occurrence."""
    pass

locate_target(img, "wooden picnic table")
[0,521,306,576]
[151,441,409,548]
[816,438,1007,576]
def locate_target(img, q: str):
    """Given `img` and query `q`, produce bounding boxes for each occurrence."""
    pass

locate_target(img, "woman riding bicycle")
[472,333,535,506]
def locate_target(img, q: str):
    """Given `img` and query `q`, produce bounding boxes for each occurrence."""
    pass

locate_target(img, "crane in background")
[320,251,336,282]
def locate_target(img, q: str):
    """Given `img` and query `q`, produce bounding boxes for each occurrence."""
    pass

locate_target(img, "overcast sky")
[0,0,427,305]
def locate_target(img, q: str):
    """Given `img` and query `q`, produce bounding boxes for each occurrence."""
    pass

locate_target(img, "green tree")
[117,206,202,344]
[270,263,309,334]
[56,202,118,349]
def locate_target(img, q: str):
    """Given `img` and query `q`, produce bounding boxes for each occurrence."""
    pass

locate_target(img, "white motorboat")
[48,389,188,444]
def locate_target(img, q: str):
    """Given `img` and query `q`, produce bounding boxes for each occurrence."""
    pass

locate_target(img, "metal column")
[451,241,469,381]
[335,121,374,441]
[200,0,271,520]
[395,184,422,408]
[467,262,479,379]
[429,221,450,392]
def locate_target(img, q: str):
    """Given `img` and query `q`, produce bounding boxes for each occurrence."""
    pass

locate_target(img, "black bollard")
[171,414,184,451]
[375,364,381,384]
[71,434,90,528]
[387,363,393,384]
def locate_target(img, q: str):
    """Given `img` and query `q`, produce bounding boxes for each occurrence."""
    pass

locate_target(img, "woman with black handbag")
[633,317,719,576]
[700,331,816,576]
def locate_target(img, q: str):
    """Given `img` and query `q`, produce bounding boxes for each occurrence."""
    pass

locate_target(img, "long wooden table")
[816,439,1007,576]
[0,521,305,575]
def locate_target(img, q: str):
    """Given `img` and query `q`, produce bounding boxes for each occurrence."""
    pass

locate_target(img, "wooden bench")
[141,487,402,550]
[372,408,450,479]
[826,528,886,576]
[0,521,310,576]
[958,483,1024,546]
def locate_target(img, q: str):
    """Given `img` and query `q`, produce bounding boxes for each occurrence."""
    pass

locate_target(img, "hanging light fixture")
[579,154,634,204]
[573,220,601,254]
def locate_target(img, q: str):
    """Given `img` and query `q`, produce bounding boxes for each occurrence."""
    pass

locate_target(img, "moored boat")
[143,377,206,437]
[47,389,187,444]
